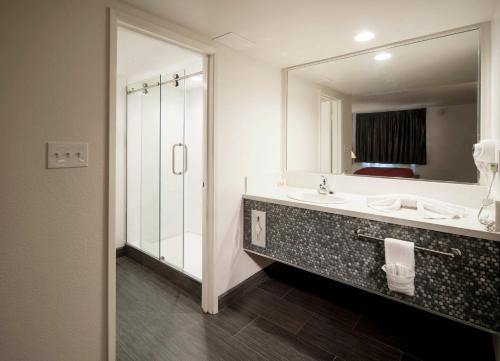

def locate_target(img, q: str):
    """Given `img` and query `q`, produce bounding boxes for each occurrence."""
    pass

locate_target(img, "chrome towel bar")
[355,229,462,258]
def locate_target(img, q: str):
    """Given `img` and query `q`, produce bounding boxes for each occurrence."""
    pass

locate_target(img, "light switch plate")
[47,142,88,169]
[251,210,266,248]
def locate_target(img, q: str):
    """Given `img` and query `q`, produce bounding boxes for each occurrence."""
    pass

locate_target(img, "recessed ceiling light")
[374,52,392,61]
[354,31,375,42]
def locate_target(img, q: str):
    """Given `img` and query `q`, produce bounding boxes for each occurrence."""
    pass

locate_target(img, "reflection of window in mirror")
[351,105,477,183]
[286,28,479,183]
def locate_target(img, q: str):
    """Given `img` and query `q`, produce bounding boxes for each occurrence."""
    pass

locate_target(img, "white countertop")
[243,186,500,242]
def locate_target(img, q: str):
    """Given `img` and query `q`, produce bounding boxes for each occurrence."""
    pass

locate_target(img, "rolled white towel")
[367,194,466,219]
[366,194,416,212]
[417,197,466,219]
[382,238,415,296]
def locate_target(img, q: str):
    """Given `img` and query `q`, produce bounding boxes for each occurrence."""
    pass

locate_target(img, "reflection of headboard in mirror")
[284,26,481,184]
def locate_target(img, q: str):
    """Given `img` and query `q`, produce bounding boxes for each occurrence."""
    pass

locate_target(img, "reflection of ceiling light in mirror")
[191,75,202,82]
[354,31,374,42]
[374,52,392,61]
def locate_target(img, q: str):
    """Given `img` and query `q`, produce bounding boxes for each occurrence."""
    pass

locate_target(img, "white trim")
[202,54,217,313]
[115,11,215,56]
[281,69,288,175]
[286,23,485,71]
[107,7,217,360]
[107,9,118,361]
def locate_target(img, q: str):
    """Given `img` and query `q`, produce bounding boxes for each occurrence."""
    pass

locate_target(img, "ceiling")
[122,0,496,68]
[290,29,479,110]
[117,27,202,84]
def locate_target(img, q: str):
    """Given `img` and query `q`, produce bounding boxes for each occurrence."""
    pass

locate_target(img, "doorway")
[319,95,342,174]
[123,50,204,280]
[109,10,216,359]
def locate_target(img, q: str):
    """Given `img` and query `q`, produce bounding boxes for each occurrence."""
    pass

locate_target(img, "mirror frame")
[282,23,489,185]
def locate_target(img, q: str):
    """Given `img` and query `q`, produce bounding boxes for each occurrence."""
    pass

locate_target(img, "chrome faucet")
[318,175,333,195]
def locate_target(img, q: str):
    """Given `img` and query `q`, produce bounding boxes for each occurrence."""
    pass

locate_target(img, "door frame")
[318,94,342,174]
[108,7,216,360]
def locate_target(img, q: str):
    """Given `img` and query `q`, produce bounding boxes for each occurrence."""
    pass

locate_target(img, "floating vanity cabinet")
[243,198,500,333]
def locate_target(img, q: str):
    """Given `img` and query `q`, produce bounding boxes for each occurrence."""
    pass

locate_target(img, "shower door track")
[126,71,203,95]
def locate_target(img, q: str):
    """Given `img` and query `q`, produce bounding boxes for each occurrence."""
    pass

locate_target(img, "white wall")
[213,46,282,299]
[0,1,108,359]
[287,74,353,173]
[420,104,477,182]
[287,74,320,172]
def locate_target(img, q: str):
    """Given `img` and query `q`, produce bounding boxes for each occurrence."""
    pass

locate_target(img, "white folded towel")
[367,194,415,212]
[367,194,466,219]
[382,238,415,296]
[417,196,467,219]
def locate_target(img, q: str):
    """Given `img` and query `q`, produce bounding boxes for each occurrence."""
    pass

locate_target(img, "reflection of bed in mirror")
[353,167,418,178]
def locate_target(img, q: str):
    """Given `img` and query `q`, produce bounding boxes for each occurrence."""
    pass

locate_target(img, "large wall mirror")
[285,28,480,183]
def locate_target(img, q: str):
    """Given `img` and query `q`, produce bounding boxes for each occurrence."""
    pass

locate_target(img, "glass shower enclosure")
[126,70,203,280]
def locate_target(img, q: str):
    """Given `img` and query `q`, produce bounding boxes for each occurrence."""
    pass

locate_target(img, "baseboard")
[116,246,126,258]
[124,245,201,302]
[218,264,272,310]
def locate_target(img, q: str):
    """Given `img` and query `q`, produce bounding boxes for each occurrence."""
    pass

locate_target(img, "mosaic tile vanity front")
[243,199,500,333]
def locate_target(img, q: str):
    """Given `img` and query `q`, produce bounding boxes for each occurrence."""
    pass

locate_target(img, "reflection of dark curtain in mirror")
[355,109,427,164]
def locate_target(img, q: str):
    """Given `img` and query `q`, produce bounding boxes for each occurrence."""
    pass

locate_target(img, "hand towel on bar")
[382,237,415,296]
[367,194,466,219]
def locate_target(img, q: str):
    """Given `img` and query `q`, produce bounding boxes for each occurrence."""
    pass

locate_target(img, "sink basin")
[287,191,347,204]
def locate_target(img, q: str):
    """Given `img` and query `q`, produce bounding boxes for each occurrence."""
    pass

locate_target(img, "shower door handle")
[172,143,183,175]
[172,143,188,175]
[182,144,188,174]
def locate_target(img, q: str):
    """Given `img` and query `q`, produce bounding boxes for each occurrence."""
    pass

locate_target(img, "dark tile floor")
[117,257,495,361]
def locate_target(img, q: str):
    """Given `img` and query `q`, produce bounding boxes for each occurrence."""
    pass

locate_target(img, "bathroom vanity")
[244,22,500,337]
[243,188,500,334]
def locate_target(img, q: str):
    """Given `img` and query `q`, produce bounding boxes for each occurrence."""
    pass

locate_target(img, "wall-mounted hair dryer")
[472,139,499,232]
[473,139,499,174]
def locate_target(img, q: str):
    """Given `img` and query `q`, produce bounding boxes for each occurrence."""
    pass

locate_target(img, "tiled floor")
[126,231,202,280]
[117,257,495,361]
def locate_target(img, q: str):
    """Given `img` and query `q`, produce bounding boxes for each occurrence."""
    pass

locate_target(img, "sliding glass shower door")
[126,70,203,280]
[160,72,186,271]
[126,76,162,259]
